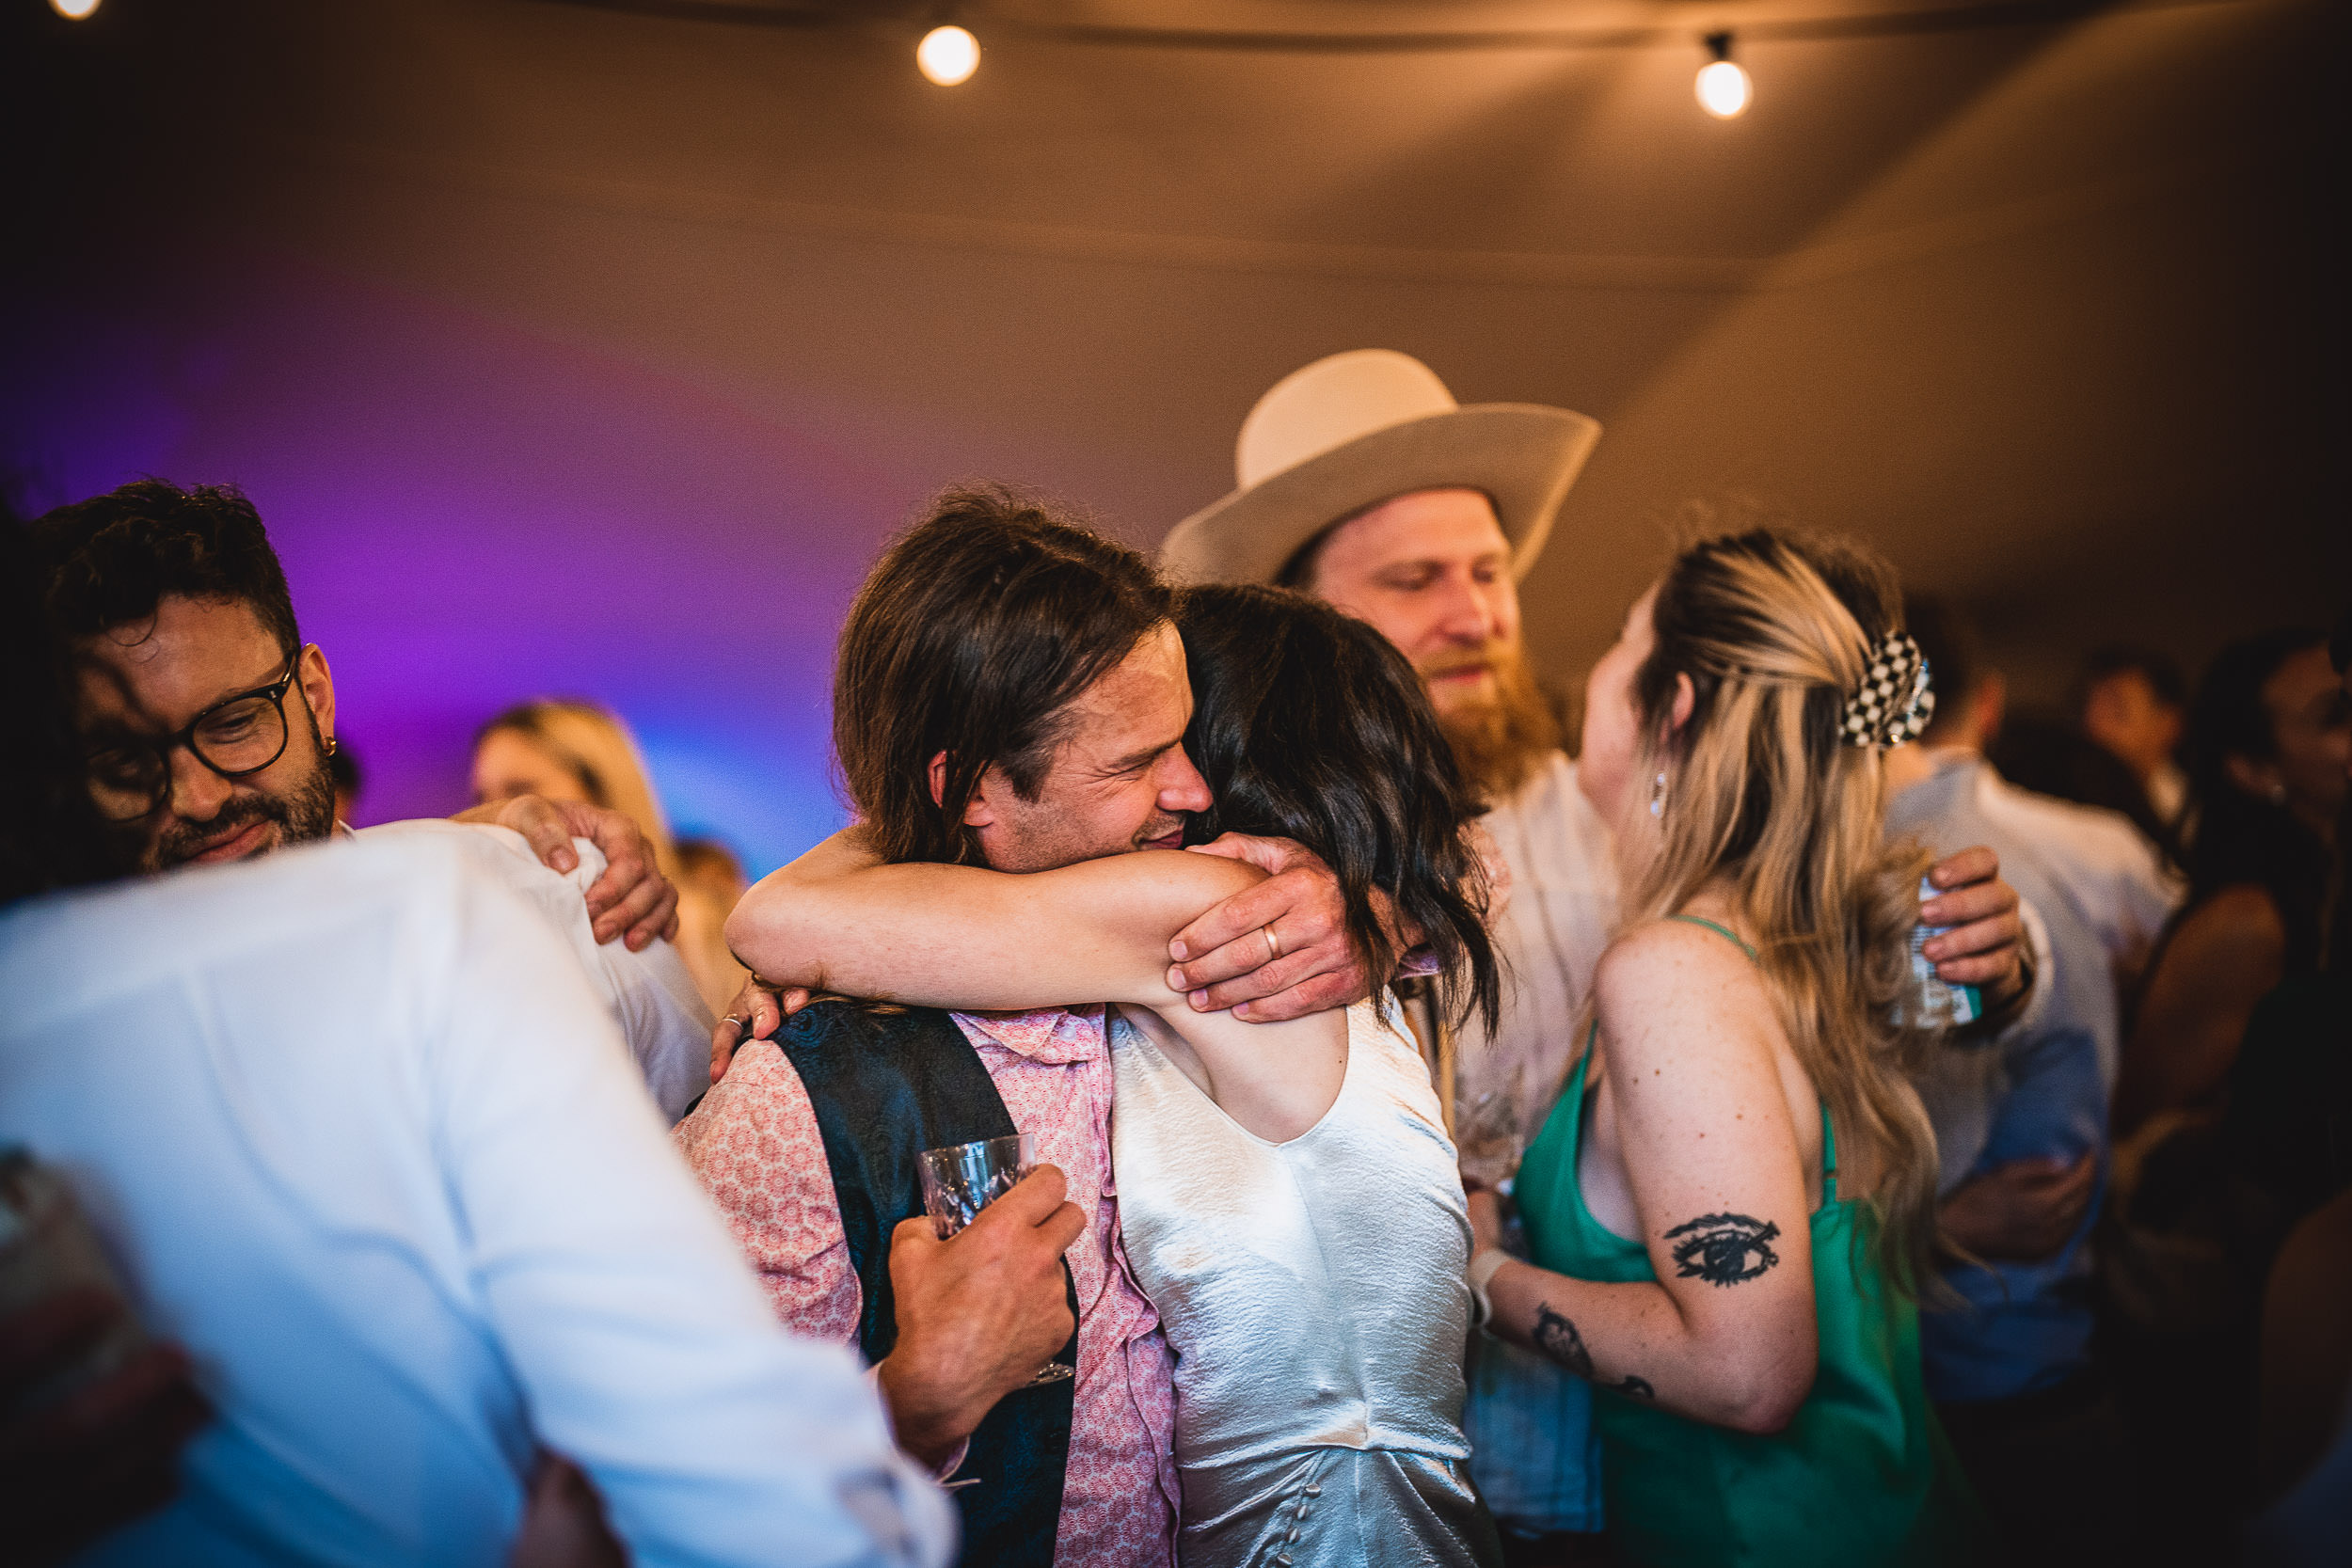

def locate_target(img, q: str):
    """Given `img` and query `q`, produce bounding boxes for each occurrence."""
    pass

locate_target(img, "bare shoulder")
[2169,885,2288,972]
[1594,916,1759,1014]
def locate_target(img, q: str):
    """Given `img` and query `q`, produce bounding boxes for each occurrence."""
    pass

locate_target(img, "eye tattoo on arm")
[1663,1212,1783,1286]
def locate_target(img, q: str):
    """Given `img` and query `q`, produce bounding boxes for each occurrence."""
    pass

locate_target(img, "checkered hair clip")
[1839,633,1935,748]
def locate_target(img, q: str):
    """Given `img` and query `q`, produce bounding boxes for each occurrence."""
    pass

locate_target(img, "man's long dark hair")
[1175,584,1502,1037]
[834,486,1172,865]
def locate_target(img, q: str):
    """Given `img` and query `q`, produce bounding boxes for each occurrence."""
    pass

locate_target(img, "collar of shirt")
[951,1005,1107,1066]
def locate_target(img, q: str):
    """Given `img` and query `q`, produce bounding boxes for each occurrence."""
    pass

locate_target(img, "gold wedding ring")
[1264,926,1281,961]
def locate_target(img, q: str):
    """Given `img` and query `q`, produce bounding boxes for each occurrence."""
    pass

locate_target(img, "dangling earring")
[1649,770,1667,818]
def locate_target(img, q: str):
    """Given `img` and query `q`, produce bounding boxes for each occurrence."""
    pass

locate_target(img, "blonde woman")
[1472,532,1996,1565]
[472,700,750,1015]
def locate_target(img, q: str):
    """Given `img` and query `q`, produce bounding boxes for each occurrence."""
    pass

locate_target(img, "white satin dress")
[1109,999,1502,1568]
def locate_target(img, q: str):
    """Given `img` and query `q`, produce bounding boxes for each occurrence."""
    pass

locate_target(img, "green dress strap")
[1664,913,1757,961]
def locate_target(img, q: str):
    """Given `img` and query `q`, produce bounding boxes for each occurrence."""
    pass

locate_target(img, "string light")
[916,24,980,86]
[52,0,103,17]
[1695,32,1751,119]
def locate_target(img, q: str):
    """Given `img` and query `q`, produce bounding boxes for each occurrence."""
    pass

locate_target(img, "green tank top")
[1515,917,1988,1567]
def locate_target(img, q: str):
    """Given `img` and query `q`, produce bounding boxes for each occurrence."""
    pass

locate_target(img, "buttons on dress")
[1303,1483,1321,1497]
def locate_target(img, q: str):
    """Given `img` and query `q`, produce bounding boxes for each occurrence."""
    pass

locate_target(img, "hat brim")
[1158,404,1602,587]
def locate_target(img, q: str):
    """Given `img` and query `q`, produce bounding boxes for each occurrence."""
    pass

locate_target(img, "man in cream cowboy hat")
[1160,349,2036,1564]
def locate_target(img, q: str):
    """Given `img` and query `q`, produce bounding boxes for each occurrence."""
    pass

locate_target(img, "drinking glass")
[916,1133,1074,1386]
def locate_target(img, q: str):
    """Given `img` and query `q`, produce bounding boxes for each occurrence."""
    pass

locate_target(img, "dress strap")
[1820,1103,1839,1200]
[1665,914,1757,962]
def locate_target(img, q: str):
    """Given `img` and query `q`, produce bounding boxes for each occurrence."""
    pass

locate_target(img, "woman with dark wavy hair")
[2113,627,2347,1136]
[730,582,1504,1567]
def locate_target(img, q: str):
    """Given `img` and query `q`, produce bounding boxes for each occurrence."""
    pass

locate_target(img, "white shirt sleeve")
[357,820,716,1121]
[424,866,955,1568]
[1976,780,2185,977]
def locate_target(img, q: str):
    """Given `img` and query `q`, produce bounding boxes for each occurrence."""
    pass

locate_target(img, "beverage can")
[1905,875,1982,1030]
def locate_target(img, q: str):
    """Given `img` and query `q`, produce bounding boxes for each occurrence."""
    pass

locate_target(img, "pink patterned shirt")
[676,1006,1180,1568]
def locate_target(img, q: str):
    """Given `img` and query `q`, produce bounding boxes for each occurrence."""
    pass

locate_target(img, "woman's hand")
[708,975,812,1085]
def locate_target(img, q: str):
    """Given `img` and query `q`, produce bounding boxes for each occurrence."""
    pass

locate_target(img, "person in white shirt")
[1,834,958,1568]
[1157,350,2035,1554]
[357,819,714,1121]
[1886,595,2181,1564]
[34,480,710,1117]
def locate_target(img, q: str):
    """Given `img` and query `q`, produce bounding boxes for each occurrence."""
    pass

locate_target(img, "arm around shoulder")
[725,832,1267,1012]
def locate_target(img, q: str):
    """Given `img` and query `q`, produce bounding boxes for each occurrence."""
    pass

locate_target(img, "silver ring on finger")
[722,1015,746,1031]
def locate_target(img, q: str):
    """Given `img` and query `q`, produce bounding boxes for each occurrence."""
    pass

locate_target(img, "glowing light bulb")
[1695,60,1750,118]
[1694,32,1749,119]
[52,0,103,17]
[917,24,980,86]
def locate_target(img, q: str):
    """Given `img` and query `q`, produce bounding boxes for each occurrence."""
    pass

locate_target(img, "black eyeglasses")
[84,648,311,822]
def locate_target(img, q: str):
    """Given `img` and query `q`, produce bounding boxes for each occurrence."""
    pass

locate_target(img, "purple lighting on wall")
[6,251,894,873]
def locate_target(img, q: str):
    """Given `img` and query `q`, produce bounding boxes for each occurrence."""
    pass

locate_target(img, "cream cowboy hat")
[1159,349,1602,586]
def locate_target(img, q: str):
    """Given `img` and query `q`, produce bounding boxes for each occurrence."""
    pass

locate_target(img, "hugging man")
[681,488,1391,1567]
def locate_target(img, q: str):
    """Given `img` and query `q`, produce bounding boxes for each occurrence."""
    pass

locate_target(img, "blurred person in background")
[2114,628,2347,1139]
[2100,626,2347,1562]
[32,482,710,1119]
[2241,607,2352,1565]
[0,506,961,1568]
[1989,715,2177,864]
[675,835,750,921]
[2210,608,2352,1233]
[2079,646,2191,835]
[1160,350,2029,1566]
[474,701,750,1017]
[1474,531,1994,1566]
[1887,595,2173,1562]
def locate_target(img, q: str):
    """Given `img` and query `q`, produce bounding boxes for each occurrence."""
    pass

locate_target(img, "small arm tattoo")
[1534,1304,1653,1399]
[1664,1212,1783,1286]
[1531,1304,1594,1377]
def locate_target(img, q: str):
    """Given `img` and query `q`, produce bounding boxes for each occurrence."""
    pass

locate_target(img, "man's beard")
[1427,642,1564,807]
[152,729,339,872]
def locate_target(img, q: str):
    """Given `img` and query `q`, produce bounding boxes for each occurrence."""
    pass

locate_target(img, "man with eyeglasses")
[31,479,711,1117]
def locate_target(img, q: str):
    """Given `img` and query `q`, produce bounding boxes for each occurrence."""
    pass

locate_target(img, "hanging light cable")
[1694,32,1752,118]
[917,24,980,85]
